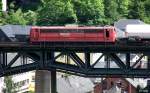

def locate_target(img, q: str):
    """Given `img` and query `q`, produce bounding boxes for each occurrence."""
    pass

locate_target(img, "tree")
[37,0,77,26]
[72,0,104,25]
[116,0,129,17]
[2,9,36,25]
[0,1,3,25]
[143,0,150,23]
[128,0,145,20]
[3,9,28,25]
[104,0,119,25]
[0,1,2,11]
[1,2,37,25]
[3,76,16,93]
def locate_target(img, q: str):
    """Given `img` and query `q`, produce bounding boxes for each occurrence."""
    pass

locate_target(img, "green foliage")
[0,13,2,25]
[3,9,28,25]
[37,0,77,25]
[104,0,119,25]
[0,1,2,10]
[143,0,150,23]
[1,0,150,25]
[3,76,16,93]
[116,0,129,17]
[24,10,37,25]
[72,0,104,25]
[1,2,37,25]
[0,2,2,25]
[2,8,37,25]
[128,0,145,20]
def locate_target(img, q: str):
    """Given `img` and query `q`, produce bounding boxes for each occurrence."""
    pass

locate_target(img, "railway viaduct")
[0,43,150,92]
[0,26,150,93]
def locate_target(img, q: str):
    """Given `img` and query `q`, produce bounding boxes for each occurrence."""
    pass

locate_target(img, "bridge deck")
[0,42,149,53]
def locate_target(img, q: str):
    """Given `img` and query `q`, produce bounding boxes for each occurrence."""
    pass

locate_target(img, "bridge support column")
[51,70,57,93]
[35,70,57,93]
[35,51,56,93]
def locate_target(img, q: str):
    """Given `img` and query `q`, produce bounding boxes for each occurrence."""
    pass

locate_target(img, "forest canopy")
[0,0,150,25]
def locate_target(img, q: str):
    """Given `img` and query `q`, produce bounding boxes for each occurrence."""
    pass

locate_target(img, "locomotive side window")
[106,29,109,38]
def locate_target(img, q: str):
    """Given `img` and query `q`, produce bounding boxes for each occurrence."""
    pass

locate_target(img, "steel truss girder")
[6,53,20,68]
[131,54,145,68]
[108,53,126,69]
[68,52,85,68]
[0,50,150,78]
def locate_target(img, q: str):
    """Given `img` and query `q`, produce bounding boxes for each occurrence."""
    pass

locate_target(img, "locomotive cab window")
[106,29,109,38]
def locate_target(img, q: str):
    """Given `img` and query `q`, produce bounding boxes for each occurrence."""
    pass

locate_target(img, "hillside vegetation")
[0,0,150,25]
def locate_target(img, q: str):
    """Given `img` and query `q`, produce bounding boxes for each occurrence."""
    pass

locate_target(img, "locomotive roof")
[31,26,115,30]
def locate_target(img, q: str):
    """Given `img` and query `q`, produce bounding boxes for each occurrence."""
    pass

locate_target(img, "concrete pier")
[35,70,57,93]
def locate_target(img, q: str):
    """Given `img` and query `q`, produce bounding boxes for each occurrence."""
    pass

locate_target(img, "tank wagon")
[125,24,150,41]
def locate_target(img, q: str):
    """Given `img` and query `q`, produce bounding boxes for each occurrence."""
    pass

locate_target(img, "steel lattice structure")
[0,43,150,77]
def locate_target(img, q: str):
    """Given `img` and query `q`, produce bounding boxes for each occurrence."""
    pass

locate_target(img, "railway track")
[0,41,149,47]
[0,42,27,46]
[0,42,149,53]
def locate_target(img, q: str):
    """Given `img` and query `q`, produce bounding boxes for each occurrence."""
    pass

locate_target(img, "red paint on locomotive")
[30,26,116,43]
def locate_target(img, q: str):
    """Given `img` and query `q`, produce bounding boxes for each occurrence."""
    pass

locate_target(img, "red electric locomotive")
[30,26,116,43]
